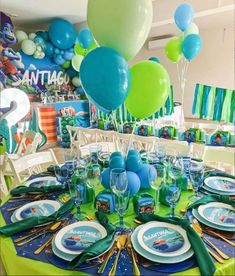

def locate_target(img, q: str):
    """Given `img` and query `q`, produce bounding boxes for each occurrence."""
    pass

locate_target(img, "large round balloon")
[184,23,199,37]
[87,0,153,61]
[21,39,36,55]
[174,3,194,32]
[182,34,202,61]
[165,37,183,63]
[77,29,94,49]
[48,19,76,50]
[125,61,170,119]
[80,47,130,113]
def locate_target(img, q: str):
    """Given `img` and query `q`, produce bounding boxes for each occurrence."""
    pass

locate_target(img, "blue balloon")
[66,67,77,78]
[137,164,157,189]
[45,42,54,57]
[48,19,76,50]
[53,54,65,65]
[77,29,94,49]
[64,50,74,60]
[174,3,194,32]
[101,168,110,189]
[36,31,49,41]
[127,150,140,158]
[126,171,141,196]
[126,155,143,173]
[54,48,60,54]
[109,156,126,170]
[182,34,202,61]
[34,36,44,45]
[75,87,85,96]
[80,47,130,113]
[110,152,122,159]
[149,57,160,63]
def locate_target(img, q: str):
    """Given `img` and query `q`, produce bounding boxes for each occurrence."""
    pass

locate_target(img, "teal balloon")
[126,171,141,196]
[77,29,94,49]
[80,47,130,113]
[126,155,143,173]
[48,19,76,50]
[36,31,49,41]
[174,3,194,32]
[67,67,77,78]
[53,54,65,65]
[182,34,202,61]
[109,156,125,170]
[149,57,160,63]
[110,152,122,159]
[137,164,157,189]
[45,42,54,57]
[101,168,111,189]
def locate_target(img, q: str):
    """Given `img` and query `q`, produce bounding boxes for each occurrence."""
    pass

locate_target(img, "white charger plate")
[14,200,61,221]
[132,225,194,264]
[24,176,61,187]
[204,176,235,193]
[54,221,107,255]
[198,202,235,228]
[137,221,191,257]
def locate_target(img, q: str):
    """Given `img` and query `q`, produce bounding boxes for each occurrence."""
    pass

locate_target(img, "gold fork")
[192,223,225,263]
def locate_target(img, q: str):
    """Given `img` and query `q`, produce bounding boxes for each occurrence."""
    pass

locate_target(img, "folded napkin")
[70,212,116,268]
[188,194,235,210]
[10,184,68,197]
[137,213,216,276]
[0,199,74,236]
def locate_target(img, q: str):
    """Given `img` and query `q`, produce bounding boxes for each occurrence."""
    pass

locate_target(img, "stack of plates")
[192,202,235,232]
[131,222,194,263]
[52,221,112,261]
[202,176,235,195]
[11,200,61,223]
[25,176,62,188]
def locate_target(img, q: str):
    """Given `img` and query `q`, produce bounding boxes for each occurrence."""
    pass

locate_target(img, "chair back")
[15,130,40,155]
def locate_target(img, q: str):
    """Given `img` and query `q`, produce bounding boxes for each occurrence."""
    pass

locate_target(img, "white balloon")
[72,77,81,87]
[184,23,199,37]
[15,30,28,43]
[29,33,37,40]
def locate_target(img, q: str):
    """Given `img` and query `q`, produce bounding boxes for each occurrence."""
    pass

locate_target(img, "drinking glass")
[110,169,128,196]
[68,170,86,220]
[155,144,166,162]
[54,165,68,188]
[86,164,101,209]
[89,144,102,163]
[178,153,192,175]
[188,167,205,202]
[164,178,181,218]
[114,190,130,228]
[148,164,165,212]
[64,152,78,176]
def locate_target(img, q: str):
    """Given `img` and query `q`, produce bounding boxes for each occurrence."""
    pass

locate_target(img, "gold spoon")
[108,235,127,276]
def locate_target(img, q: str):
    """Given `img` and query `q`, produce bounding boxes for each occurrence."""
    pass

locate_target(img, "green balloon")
[21,39,36,55]
[87,0,153,61]
[72,55,84,72]
[165,37,183,63]
[125,61,170,119]
[62,60,71,69]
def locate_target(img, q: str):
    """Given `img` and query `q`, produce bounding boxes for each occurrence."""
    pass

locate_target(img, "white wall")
[130,26,235,118]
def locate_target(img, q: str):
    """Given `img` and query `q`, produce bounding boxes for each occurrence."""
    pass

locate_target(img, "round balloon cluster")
[79,0,170,119]
[101,150,157,196]
[165,3,202,63]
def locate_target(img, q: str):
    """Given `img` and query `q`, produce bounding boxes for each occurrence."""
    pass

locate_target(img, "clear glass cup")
[64,152,78,176]
[155,144,166,162]
[110,168,128,196]
[114,189,130,228]
[164,178,181,218]
[86,164,101,209]
[54,165,68,188]
[188,167,205,202]
[89,144,102,163]
[148,164,165,212]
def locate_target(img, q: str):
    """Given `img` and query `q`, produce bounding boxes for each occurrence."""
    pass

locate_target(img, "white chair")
[15,130,41,155]
[132,135,156,152]
[6,149,58,189]
[202,146,235,175]
[78,142,117,157]
[95,129,117,143]
[156,140,190,156]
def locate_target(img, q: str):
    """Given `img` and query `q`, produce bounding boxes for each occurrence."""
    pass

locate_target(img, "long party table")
[0,182,234,275]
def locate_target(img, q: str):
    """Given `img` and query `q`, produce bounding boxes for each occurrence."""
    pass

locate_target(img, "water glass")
[54,165,68,187]
[188,168,205,202]
[89,144,102,163]
[179,154,192,175]
[64,152,78,175]
[86,164,101,209]
[110,168,128,195]
[164,178,181,218]
[148,164,165,212]
[155,144,166,162]
[114,190,130,228]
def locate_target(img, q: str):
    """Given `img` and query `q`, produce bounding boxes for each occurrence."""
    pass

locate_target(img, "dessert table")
[0,181,234,276]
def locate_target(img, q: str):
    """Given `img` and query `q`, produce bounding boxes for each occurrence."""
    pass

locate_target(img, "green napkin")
[10,184,68,196]
[70,212,116,268]
[188,194,235,210]
[137,213,216,276]
[0,199,74,236]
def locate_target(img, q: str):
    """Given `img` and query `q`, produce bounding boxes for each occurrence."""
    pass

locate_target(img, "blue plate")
[192,209,235,232]
[204,176,235,194]
[131,225,194,263]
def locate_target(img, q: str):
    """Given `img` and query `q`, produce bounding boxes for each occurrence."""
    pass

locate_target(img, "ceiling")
[1,0,235,36]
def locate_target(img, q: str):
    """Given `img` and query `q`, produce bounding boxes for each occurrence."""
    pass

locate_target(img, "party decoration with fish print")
[137,222,191,257]
[54,221,107,255]
[198,202,235,228]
